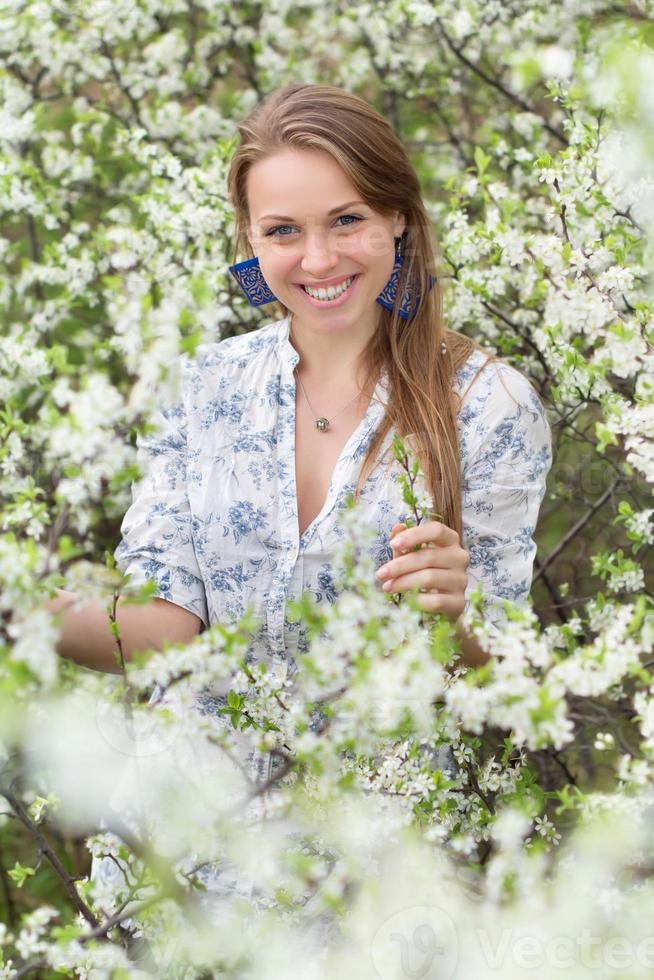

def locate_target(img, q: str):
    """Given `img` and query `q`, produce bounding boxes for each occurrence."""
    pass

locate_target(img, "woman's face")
[246,147,406,340]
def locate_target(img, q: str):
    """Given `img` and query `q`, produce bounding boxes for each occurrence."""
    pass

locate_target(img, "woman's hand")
[375,520,470,623]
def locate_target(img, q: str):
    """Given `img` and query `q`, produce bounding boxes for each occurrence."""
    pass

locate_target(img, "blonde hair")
[227,84,497,539]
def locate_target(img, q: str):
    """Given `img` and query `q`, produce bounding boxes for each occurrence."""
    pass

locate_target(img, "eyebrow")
[258,200,367,222]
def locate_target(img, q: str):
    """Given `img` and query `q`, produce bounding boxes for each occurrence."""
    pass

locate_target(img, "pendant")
[315,417,330,432]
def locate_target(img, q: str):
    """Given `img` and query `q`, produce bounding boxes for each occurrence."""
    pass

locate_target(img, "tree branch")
[435,21,568,146]
[0,785,100,928]
[533,477,622,582]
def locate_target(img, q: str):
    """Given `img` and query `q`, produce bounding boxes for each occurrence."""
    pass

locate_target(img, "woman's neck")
[288,313,375,392]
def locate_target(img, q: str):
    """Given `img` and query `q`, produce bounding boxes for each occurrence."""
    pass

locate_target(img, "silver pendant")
[315,417,330,432]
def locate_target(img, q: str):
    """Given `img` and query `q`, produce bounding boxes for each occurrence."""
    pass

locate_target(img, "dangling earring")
[375,232,437,321]
[376,233,409,317]
[227,255,277,307]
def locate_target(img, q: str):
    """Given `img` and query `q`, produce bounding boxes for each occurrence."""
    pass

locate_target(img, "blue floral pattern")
[115,314,553,663]
[95,315,553,909]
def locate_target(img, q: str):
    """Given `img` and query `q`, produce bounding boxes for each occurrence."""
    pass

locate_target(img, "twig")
[421,96,475,168]
[533,477,621,581]
[99,38,146,129]
[0,839,16,927]
[0,785,99,928]
[463,760,495,812]
[435,21,568,146]
[547,747,577,785]
[533,557,569,624]
[242,661,290,714]
[13,892,163,979]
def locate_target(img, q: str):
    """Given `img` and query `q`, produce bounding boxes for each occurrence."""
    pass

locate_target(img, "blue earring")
[227,233,436,320]
[227,255,277,307]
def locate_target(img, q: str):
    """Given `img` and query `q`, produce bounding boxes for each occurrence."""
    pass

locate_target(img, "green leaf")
[227,690,243,709]
[8,861,36,887]
[474,145,491,175]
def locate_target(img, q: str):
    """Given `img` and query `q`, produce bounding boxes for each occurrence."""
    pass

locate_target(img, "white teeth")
[303,276,354,300]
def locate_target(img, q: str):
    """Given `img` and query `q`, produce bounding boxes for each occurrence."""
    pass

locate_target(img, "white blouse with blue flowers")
[115,314,552,664]
[94,315,553,908]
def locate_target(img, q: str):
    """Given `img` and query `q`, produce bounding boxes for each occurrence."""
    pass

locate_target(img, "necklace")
[294,367,362,432]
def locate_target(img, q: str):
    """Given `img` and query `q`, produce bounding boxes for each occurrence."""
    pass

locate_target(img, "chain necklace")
[294,366,362,432]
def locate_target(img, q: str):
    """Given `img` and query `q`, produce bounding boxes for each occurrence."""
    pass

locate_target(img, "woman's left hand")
[375,520,470,623]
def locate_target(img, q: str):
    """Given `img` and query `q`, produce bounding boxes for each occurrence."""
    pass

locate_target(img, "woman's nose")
[299,231,341,276]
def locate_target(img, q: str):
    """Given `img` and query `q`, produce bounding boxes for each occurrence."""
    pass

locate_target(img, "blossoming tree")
[0,0,653,976]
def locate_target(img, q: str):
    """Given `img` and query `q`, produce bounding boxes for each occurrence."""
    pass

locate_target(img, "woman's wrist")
[452,614,491,668]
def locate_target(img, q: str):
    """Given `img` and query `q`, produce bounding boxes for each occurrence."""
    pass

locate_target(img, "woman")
[52,82,552,677]
[49,81,552,924]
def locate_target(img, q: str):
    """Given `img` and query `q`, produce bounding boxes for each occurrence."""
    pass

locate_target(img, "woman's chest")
[185,378,403,567]
[294,401,366,538]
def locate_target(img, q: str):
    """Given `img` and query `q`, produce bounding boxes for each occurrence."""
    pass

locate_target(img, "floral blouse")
[94,315,553,908]
[115,314,553,664]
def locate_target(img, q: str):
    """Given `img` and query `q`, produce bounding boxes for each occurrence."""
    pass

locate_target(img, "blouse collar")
[276,314,390,405]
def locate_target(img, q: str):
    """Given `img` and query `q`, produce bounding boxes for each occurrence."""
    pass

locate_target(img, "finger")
[381,568,467,594]
[414,591,463,620]
[391,520,459,552]
[383,583,463,621]
[390,523,411,556]
[381,547,468,578]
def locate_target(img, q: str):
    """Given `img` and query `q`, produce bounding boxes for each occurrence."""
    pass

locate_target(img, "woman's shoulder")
[450,341,552,475]
[185,317,286,374]
[166,319,289,406]
[452,343,546,422]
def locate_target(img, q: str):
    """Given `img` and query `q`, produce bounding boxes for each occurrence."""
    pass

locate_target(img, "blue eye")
[265,214,363,237]
[266,224,294,237]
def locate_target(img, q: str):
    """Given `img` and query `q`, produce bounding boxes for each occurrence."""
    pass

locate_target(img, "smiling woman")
[218,86,550,651]
[245,148,406,349]
[51,83,552,679]
[48,79,554,923]
[49,87,552,701]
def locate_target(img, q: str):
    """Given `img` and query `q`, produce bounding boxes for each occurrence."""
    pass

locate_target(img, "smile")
[295,275,359,307]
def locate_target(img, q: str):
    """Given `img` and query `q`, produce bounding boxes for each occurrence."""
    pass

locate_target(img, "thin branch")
[182,0,200,70]
[435,21,568,146]
[463,759,495,812]
[14,892,163,979]
[0,785,99,928]
[533,477,621,582]
[533,556,569,624]
[98,38,146,129]
[14,958,48,979]
[0,840,16,927]
[547,747,577,785]
[108,588,129,676]
[242,661,290,714]
[612,205,644,234]
[552,179,637,322]
[479,296,553,379]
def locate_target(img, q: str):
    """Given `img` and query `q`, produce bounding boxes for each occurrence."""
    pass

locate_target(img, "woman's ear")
[394,211,407,239]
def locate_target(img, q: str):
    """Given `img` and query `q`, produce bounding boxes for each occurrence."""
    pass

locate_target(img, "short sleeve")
[458,360,553,631]
[114,357,209,629]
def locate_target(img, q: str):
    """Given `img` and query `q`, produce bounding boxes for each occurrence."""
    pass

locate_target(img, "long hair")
[226,84,497,539]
